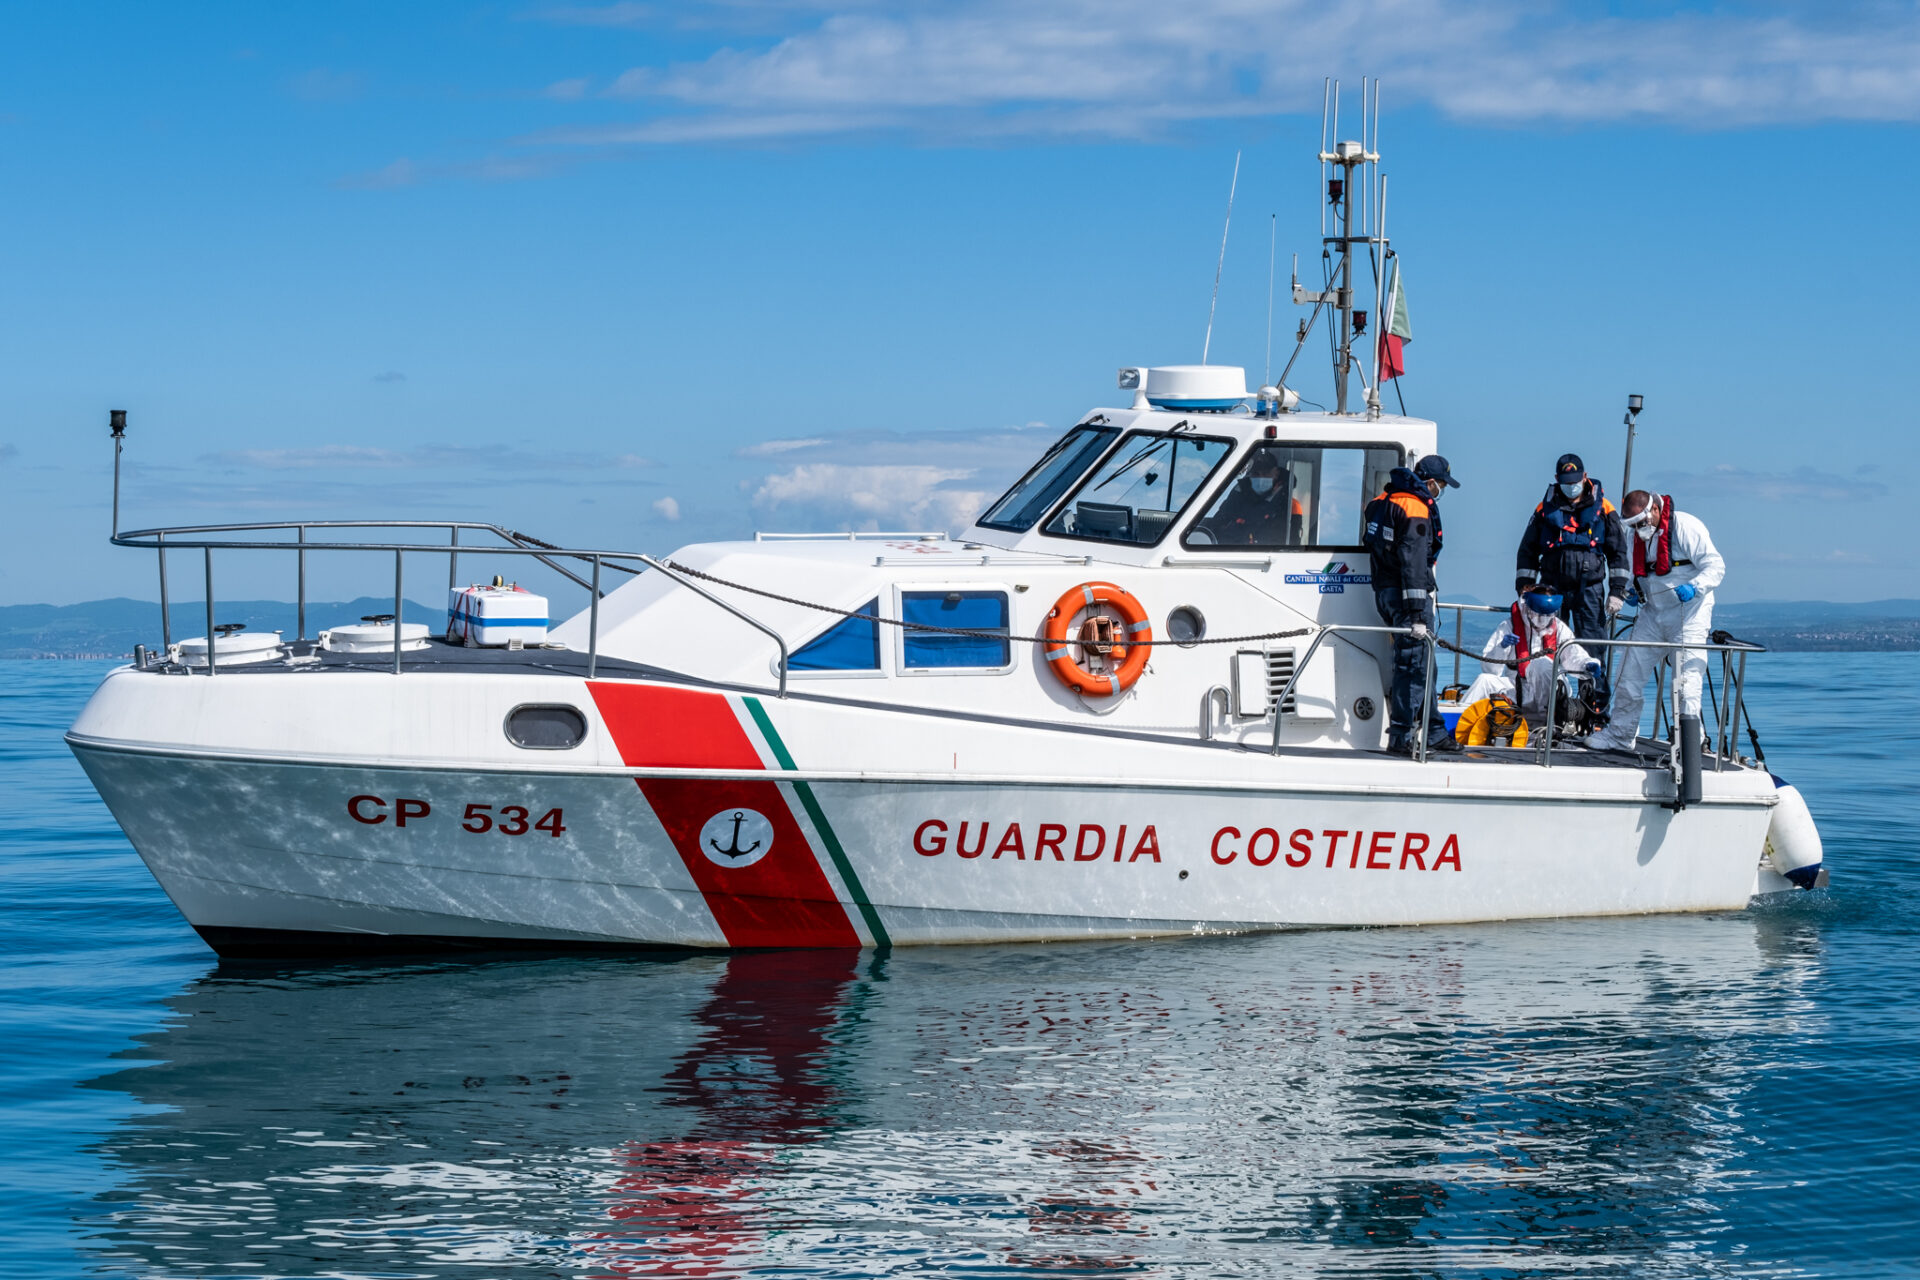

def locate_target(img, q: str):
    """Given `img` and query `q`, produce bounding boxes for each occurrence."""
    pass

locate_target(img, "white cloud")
[527,0,1920,147]
[652,495,682,521]
[736,436,829,457]
[544,77,591,100]
[752,462,991,533]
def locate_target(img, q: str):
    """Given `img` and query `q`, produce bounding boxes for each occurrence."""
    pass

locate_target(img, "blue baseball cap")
[1555,453,1586,484]
[1414,455,1459,489]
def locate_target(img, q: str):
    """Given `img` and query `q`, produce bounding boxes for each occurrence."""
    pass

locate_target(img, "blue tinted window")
[791,599,880,671]
[978,426,1119,531]
[903,592,1010,669]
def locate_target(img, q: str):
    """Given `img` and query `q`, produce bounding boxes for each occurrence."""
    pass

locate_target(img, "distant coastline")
[8,597,1920,660]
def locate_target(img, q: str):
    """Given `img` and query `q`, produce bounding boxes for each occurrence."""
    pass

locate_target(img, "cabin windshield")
[1041,430,1235,546]
[977,425,1121,532]
[1184,442,1404,550]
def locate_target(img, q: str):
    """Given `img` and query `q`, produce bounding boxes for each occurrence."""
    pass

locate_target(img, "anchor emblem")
[696,807,773,869]
[709,811,761,860]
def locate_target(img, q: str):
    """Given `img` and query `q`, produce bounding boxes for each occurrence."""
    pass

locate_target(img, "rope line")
[659,559,1548,666]
[662,560,1317,648]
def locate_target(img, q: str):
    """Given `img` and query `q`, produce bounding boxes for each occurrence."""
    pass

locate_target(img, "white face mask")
[1635,519,1658,543]
[1251,476,1276,496]
[1559,482,1583,500]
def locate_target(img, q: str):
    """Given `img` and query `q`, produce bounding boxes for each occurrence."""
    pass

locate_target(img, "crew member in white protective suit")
[1585,490,1726,752]
[1460,584,1600,729]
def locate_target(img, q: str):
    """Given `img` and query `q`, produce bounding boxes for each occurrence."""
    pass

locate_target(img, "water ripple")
[6,657,1920,1276]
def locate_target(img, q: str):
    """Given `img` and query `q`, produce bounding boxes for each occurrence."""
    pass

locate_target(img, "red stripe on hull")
[591,682,860,948]
[639,777,860,947]
[589,682,764,770]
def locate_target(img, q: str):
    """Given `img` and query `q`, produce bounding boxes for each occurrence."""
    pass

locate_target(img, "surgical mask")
[1558,481,1583,500]
[1635,519,1658,543]
[1251,476,1276,496]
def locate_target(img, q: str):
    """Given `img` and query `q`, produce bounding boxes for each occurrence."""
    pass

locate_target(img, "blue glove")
[1586,661,1603,677]
[1673,583,1697,603]
[1625,586,1641,607]
[1500,634,1521,649]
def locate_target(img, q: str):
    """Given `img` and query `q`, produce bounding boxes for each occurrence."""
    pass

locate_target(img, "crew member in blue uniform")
[1364,455,1461,756]
[1514,453,1630,640]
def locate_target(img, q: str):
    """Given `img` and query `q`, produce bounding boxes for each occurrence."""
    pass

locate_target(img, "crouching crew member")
[1585,491,1726,753]
[1486,584,1605,732]
[1515,452,1630,640]
[1364,455,1462,756]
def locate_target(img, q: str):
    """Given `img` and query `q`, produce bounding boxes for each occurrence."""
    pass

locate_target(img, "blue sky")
[3,1,1917,607]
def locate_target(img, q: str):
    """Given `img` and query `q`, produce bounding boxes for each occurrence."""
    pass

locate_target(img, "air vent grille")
[1265,649,1298,713]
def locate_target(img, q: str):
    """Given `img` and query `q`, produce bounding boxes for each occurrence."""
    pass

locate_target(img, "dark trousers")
[1374,589,1445,750]
[1542,553,1611,641]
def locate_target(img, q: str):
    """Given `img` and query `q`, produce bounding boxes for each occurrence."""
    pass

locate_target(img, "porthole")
[1353,696,1377,722]
[1166,605,1207,647]
[505,704,588,750]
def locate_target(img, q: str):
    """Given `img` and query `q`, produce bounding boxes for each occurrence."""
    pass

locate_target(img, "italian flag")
[1378,257,1411,380]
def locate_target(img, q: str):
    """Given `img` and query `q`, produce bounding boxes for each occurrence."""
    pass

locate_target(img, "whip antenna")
[1201,149,1241,364]
[1264,213,1276,386]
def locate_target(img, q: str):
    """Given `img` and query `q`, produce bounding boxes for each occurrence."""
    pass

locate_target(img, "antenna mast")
[1287,78,1384,415]
[1201,150,1241,365]
[1264,214,1276,386]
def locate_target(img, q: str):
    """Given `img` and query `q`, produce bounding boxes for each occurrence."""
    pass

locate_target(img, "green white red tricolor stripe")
[1379,257,1411,380]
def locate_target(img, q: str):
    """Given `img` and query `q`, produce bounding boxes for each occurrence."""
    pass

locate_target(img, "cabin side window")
[791,599,882,672]
[1183,443,1404,551]
[977,425,1120,532]
[900,591,1011,670]
[1041,431,1235,546]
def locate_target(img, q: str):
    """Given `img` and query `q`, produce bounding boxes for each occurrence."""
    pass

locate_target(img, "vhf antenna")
[1264,213,1276,386]
[1283,79,1383,414]
[1201,149,1241,365]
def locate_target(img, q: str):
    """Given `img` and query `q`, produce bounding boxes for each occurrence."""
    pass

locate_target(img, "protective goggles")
[1622,504,1661,529]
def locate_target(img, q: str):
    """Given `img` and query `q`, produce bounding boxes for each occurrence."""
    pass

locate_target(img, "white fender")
[1763,775,1826,890]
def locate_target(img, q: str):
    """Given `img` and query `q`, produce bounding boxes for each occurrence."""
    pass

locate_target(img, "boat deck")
[135,641,1727,774]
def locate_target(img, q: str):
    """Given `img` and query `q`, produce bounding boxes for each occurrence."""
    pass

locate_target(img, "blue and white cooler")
[447,583,550,647]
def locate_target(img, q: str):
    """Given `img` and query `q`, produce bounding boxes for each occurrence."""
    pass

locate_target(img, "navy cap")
[1555,453,1586,484]
[1414,454,1460,489]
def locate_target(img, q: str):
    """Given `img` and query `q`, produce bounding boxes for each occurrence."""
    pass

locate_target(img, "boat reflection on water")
[82,911,1824,1276]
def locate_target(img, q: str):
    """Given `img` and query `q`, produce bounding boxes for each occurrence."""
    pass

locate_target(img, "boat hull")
[69,736,1775,955]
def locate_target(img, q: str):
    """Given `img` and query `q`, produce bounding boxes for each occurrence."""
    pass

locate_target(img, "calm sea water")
[4,655,1916,1279]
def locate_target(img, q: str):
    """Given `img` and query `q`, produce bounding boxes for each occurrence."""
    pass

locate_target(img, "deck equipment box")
[447,584,549,647]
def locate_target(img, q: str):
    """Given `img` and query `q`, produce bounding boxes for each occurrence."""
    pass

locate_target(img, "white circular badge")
[698,808,774,869]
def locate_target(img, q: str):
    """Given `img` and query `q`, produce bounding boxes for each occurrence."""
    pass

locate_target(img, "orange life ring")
[1043,582,1153,697]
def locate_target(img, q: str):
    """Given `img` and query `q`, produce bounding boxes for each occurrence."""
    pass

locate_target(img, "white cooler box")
[447,584,550,647]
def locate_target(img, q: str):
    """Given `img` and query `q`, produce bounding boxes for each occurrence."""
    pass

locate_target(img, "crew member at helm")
[1204,448,1305,545]
[1585,491,1726,753]
[1514,453,1631,640]
[1363,455,1462,756]
[1487,584,1603,731]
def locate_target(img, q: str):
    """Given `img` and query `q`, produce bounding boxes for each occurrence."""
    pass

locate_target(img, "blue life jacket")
[1532,480,1614,554]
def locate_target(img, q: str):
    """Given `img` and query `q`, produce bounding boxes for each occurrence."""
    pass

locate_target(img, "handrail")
[113,517,792,694]
[1435,600,1502,689]
[1267,623,1436,760]
[1541,634,1764,772]
[636,555,789,698]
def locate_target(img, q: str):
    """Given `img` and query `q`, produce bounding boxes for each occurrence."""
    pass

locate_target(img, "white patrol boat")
[68,99,1826,956]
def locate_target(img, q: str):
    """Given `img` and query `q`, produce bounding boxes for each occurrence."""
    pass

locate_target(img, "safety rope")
[659,559,1559,668]
[661,559,1317,648]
